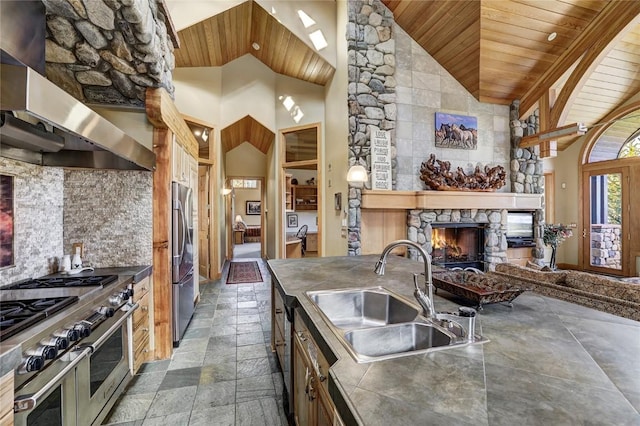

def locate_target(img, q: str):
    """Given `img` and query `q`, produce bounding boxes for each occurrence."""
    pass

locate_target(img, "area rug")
[227,261,263,284]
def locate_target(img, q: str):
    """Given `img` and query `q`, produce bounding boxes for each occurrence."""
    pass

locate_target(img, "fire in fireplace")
[431,223,485,269]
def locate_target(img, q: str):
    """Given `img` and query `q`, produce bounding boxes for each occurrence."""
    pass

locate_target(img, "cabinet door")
[315,385,334,426]
[172,141,183,182]
[293,332,312,426]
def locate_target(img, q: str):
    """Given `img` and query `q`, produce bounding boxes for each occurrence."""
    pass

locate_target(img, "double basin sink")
[306,287,485,363]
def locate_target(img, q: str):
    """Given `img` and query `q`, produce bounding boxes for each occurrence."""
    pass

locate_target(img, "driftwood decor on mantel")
[420,154,506,191]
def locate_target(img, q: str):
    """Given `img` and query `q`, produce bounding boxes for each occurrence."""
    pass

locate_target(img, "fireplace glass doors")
[431,224,485,270]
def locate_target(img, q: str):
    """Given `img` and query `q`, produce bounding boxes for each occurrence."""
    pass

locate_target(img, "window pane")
[285,127,317,162]
[589,173,622,270]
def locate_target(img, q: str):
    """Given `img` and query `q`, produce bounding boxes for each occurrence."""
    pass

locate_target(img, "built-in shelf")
[361,190,543,210]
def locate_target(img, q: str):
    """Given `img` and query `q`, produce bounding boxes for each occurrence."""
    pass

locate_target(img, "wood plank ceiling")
[173,0,335,86]
[382,0,640,152]
[220,115,274,154]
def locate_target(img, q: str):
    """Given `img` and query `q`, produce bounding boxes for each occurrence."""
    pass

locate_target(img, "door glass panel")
[284,128,317,162]
[589,173,622,270]
[90,328,123,395]
[27,385,62,426]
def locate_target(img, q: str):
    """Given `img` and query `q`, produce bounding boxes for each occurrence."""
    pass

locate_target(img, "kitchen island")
[267,255,640,425]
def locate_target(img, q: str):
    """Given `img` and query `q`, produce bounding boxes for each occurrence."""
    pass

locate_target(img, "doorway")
[228,177,264,260]
[582,166,629,275]
[279,123,322,259]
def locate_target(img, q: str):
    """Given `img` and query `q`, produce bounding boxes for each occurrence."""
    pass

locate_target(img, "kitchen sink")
[344,322,451,359]
[306,286,486,363]
[307,287,419,329]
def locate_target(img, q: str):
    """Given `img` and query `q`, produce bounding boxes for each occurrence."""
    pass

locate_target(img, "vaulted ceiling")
[382,0,640,152]
[173,0,335,86]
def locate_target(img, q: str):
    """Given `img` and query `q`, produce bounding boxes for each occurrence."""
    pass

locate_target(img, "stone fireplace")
[409,208,506,270]
[360,190,544,270]
[431,223,486,269]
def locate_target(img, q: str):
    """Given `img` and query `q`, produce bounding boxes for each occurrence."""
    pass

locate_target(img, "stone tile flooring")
[103,259,288,426]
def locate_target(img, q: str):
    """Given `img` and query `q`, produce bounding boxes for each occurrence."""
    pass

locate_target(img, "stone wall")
[590,224,622,269]
[347,0,396,255]
[0,158,152,286]
[407,209,508,269]
[43,0,175,107]
[63,169,153,267]
[0,158,64,284]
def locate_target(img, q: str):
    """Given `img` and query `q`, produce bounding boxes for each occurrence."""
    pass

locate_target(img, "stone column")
[510,100,545,262]
[347,0,396,255]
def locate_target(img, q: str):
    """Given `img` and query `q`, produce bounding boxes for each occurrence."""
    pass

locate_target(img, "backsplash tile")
[0,158,64,285]
[64,169,152,268]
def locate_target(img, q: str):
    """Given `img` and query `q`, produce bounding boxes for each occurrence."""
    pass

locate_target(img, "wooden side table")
[234,230,245,244]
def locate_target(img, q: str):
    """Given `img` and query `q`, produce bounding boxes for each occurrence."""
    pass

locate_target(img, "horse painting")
[434,113,478,150]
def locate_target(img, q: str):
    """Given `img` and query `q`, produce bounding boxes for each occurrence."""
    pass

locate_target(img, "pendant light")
[347,145,369,183]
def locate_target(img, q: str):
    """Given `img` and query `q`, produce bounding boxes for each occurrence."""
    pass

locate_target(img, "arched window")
[618,130,640,158]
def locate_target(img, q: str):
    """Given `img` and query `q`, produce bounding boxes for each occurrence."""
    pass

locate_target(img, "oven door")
[77,303,138,426]
[13,347,92,426]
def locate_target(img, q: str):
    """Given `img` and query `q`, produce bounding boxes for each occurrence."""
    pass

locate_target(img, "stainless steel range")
[0,273,139,426]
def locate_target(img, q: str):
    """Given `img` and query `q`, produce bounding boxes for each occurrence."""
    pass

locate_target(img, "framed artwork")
[0,174,15,269]
[434,112,478,150]
[246,200,261,215]
[287,213,298,228]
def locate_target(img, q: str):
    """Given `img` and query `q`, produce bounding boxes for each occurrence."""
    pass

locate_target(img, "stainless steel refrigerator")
[172,181,195,346]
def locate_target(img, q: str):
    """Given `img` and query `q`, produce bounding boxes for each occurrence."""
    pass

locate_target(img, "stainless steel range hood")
[0,63,156,171]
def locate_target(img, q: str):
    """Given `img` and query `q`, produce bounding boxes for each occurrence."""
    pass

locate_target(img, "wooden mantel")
[361,190,543,210]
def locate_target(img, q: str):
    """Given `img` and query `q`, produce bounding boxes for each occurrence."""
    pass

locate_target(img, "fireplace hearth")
[431,223,485,270]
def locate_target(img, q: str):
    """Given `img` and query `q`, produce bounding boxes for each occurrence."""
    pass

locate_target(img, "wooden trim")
[362,190,543,210]
[151,127,172,361]
[549,14,640,128]
[518,1,640,119]
[146,88,199,159]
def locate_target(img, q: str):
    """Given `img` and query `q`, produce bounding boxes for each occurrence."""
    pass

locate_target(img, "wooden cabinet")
[0,370,13,426]
[293,309,342,426]
[131,275,152,373]
[285,174,294,211]
[306,232,318,253]
[272,288,286,369]
[294,185,317,211]
[506,247,533,266]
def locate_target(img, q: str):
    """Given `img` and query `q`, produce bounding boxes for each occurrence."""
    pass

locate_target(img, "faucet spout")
[374,239,436,319]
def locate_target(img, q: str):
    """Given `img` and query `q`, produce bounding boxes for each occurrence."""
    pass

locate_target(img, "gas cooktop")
[0,296,79,342]
[5,275,118,290]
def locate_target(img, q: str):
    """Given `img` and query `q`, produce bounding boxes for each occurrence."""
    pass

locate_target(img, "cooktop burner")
[5,275,118,290]
[0,296,79,342]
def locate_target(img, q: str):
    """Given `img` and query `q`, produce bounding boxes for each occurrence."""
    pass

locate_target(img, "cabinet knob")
[141,306,148,312]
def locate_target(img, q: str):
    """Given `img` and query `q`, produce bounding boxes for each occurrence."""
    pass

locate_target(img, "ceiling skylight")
[297,10,316,28]
[309,30,327,51]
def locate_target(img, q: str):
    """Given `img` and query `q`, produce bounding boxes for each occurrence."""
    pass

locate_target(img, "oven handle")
[14,346,92,413]
[87,302,139,351]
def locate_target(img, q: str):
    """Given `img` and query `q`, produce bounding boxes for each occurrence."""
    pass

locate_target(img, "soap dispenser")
[71,247,82,270]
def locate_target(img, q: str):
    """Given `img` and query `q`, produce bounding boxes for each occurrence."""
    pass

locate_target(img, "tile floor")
[103,259,288,426]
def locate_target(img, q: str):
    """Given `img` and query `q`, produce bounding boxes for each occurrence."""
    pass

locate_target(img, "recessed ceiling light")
[547,32,557,41]
[309,30,327,51]
[194,130,201,136]
[251,42,260,50]
[297,10,316,28]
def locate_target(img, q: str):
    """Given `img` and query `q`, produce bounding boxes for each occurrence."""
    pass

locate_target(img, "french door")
[581,166,629,276]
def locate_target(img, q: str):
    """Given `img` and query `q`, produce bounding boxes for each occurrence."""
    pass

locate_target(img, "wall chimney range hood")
[0,64,156,171]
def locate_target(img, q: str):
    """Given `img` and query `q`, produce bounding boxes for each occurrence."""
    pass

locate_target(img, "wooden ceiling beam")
[518,1,640,119]
[550,12,640,128]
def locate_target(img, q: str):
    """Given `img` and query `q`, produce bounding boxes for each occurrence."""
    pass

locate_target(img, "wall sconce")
[222,187,232,195]
[347,145,369,183]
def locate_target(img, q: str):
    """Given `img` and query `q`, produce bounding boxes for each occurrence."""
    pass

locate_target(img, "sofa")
[493,263,640,321]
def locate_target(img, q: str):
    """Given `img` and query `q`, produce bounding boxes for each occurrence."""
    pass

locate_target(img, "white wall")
[323,0,349,256]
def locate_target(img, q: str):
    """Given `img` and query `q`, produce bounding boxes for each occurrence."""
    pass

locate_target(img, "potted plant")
[543,224,574,270]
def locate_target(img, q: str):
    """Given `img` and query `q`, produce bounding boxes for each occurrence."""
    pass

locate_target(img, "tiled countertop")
[267,255,640,425]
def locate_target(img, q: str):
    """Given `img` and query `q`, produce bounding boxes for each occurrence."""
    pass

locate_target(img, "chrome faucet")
[374,239,478,342]
[374,240,436,319]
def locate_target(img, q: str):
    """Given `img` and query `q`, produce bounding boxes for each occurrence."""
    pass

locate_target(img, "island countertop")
[267,255,640,425]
